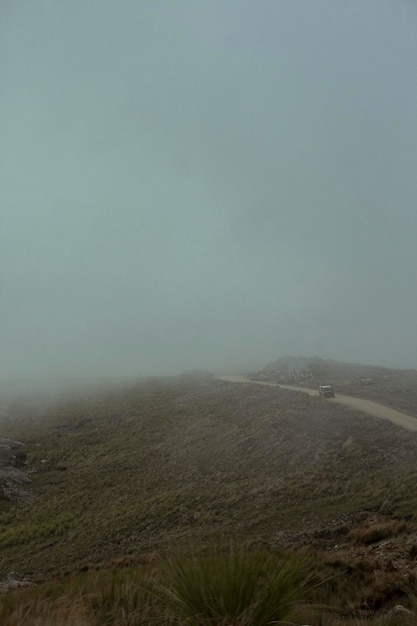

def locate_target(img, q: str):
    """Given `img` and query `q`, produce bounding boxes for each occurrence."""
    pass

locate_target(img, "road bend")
[218,375,417,432]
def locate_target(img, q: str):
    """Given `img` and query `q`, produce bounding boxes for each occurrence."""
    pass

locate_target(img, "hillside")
[2,360,417,614]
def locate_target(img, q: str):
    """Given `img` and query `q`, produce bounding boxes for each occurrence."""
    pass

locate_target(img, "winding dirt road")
[219,376,417,432]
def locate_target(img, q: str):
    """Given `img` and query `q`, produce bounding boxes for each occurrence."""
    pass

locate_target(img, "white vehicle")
[319,385,335,398]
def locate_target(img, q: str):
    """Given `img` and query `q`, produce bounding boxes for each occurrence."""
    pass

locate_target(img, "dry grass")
[349,520,413,546]
[0,565,159,626]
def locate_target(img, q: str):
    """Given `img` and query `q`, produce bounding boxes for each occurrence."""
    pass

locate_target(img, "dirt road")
[219,376,417,432]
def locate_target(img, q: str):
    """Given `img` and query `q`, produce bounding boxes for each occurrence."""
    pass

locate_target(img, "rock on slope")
[0,438,34,502]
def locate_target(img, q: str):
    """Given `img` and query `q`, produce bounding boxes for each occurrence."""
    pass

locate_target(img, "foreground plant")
[159,546,318,626]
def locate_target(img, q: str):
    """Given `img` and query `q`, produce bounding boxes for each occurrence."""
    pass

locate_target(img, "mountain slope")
[2,371,417,580]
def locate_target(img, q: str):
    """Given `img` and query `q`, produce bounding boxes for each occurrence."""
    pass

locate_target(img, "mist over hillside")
[2,355,417,429]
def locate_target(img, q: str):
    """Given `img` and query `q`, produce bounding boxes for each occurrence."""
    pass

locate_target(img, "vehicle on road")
[319,385,335,398]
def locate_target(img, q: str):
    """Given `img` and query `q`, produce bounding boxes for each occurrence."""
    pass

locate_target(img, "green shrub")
[159,546,318,626]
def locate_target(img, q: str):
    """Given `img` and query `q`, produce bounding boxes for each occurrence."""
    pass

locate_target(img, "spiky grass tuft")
[159,546,318,626]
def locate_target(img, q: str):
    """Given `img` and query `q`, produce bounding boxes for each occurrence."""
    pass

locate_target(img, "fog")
[1,1,416,379]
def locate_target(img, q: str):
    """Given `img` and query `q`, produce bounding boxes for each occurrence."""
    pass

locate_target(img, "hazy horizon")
[1,1,416,378]
[1,352,417,383]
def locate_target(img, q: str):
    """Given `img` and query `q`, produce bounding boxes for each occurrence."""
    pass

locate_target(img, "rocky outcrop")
[0,438,24,466]
[0,438,35,502]
[385,605,415,624]
[0,572,35,594]
[0,410,12,423]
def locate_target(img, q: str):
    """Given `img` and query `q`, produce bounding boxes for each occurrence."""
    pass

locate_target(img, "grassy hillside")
[2,366,417,622]
[2,373,417,577]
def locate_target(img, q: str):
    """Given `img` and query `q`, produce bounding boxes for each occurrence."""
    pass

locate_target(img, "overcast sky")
[1,0,416,378]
